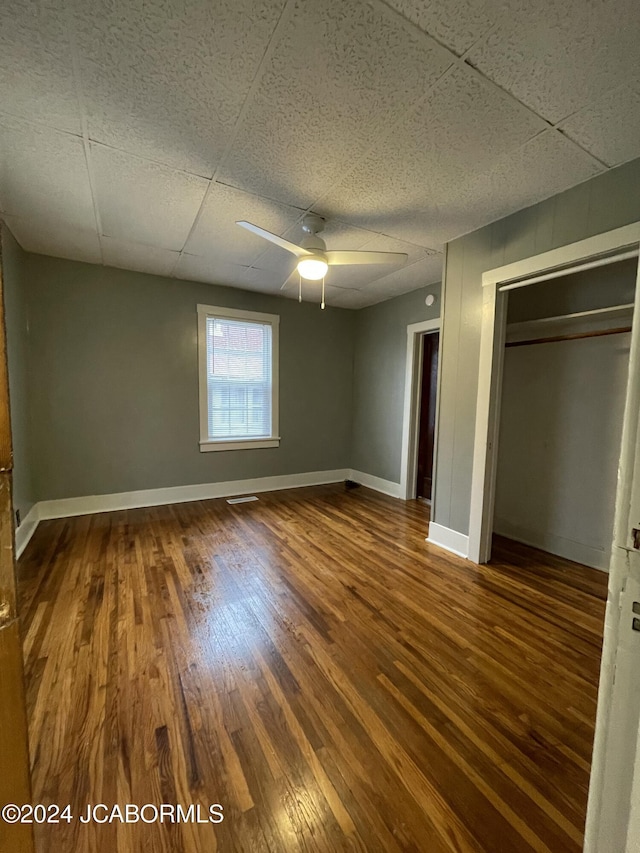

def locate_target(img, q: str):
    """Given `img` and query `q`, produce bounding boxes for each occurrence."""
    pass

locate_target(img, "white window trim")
[197,304,280,452]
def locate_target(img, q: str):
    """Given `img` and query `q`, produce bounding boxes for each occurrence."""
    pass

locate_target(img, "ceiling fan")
[236,214,408,308]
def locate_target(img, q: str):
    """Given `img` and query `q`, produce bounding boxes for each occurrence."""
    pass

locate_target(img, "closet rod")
[505,326,632,348]
[499,249,639,292]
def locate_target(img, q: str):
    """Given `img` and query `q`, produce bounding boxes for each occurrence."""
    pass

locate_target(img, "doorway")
[493,260,635,570]
[400,317,441,503]
[416,331,439,502]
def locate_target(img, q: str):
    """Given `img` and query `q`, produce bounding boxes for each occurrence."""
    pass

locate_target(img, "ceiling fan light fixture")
[297,255,328,280]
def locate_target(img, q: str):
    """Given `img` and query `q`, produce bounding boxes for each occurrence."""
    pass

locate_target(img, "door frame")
[400,318,441,501]
[468,221,640,563]
[467,220,640,852]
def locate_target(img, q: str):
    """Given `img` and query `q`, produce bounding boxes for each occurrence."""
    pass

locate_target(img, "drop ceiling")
[1,0,639,308]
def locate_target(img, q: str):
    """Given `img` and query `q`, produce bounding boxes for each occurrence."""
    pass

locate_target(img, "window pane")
[206,316,273,440]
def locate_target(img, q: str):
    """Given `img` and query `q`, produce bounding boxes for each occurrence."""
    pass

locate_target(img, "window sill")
[199,438,281,452]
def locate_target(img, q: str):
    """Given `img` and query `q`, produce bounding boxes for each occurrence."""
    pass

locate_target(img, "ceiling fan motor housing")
[300,234,326,253]
[301,213,325,235]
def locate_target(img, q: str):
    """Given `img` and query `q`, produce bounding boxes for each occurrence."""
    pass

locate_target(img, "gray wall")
[436,155,640,536]
[495,332,630,570]
[1,225,34,522]
[25,255,355,500]
[351,282,441,483]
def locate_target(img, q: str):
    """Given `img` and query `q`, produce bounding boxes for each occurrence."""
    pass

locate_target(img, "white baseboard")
[494,518,610,572]
[348,469,403,499]
[16,467,413,558]
[15,504,40,559]
[16,469,350,557]
[427,521,469,559]
[36,469,349,520]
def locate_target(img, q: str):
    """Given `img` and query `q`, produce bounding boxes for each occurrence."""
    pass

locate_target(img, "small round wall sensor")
[425,294,436,307]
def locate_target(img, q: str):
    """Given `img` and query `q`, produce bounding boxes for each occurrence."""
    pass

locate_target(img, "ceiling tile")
[331,254,443,309]
[101,236,179,277]
[381,0,495,55]
[243,264,296,291]
[329,289,368,309]
[559,87,640,168]
[444,131,603,235]
[466,0,640,124]
[72,0,286,176]
[0,0,81,133]
[184,182,304,264]
[312,219,376,250]
[317,63,546,245]
[90,144,209,250]
[0,116,96,230]
[217,0,454,207]
[173,252,252,287]
[5,214,101,264]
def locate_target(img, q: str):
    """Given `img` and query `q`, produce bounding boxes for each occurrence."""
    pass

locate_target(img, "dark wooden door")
[0,238,35,853]
[416,332,439,501]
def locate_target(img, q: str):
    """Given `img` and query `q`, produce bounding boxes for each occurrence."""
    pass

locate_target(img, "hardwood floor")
[17,485,607,853]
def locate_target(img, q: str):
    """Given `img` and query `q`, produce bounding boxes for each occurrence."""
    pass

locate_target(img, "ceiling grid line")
[168,0,300,278]
[376,0,617,175]
[62,0,105,264]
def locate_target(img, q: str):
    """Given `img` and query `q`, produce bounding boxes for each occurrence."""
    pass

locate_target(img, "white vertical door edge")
[585,246,640,853]
[399,318,441,501]
[468,283,507,563]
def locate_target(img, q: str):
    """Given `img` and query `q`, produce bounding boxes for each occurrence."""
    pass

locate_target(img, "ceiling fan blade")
[280,267,299,290]
[236,221,311,257]
[326,250,408,266]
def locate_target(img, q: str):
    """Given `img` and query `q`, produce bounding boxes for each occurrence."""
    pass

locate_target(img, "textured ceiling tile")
[0,117,96,229]
[446,131,604,234]
[329,289,368,309]
[173,252,252,286]
[332,255,443,308]
[318,63,546,243]
[0,0,81,133]
[306,264,388,290]
[381,0,495,55]
[5,214,101,263]
[559,87,640,168]
[72,0,286,175]
[91,144,209,250]
[243,264,296,290]
[307,218,374,251]
[184,182,304,263]
[101,235,179,277]
[250,251,297,285]
[467,0,640,123]
[217,0,453,207]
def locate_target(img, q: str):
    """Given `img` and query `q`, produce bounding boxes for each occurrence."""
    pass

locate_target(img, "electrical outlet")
[15,508,20,527]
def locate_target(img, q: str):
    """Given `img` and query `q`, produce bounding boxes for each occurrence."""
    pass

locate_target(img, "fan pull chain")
[321,276,325,310]
[298,273,302,303]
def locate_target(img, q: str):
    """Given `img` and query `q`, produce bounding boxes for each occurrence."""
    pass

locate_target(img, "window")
[197,305,280,451]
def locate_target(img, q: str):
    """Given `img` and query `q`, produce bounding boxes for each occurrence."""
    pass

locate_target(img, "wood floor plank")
[17,485,607,852]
